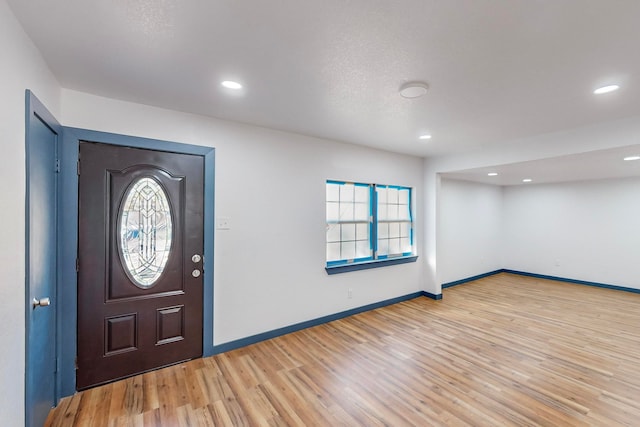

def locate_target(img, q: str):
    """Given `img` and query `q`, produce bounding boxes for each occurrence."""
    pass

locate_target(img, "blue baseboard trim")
[503,269,640,295]
[442,269,640,295]
[422,291,443,300]
[211,291,426,354]
[209,267,639,358]
[442,270,503,288]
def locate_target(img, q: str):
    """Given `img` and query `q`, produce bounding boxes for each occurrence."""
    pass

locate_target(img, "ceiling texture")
[7,0,640,181]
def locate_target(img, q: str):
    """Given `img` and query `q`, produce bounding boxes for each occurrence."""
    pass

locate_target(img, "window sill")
[325,256,418,275]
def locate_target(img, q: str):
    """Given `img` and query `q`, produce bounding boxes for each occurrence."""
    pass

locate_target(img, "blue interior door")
[25,91,60,427]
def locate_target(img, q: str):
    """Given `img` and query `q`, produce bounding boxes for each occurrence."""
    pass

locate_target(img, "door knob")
[32,297,51,308]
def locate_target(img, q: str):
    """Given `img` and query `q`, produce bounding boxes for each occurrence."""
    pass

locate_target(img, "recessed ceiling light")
[399,82,429,98]
[221,80,243,90]
[487,172,498,176]
[624,156,640,161]
[419,134,432,140]
[522,178,533,183]
[593,84,619,95]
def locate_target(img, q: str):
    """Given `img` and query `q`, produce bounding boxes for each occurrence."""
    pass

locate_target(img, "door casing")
[58,127,215,397]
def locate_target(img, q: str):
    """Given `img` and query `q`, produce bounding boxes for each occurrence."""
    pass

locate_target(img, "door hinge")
[76,258,80,272]
[75,357,78,370]
[55,159,60,173]
[77,159,80,175]
[55,357,59,373]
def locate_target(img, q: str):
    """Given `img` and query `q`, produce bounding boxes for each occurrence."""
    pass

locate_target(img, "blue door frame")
[58,127,216,397]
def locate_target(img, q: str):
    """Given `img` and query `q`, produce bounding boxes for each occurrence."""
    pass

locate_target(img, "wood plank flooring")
[46,273,640,426]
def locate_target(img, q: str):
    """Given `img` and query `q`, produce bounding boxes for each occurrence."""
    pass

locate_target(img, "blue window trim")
[371,183,378,254]
[326,180,374,263]
[326,255,374,267]
[326,255,418,274]
[373,183,414,249]
[326,180,415,273]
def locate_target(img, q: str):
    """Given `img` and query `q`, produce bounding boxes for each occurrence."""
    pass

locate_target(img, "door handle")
[32,297,51,308]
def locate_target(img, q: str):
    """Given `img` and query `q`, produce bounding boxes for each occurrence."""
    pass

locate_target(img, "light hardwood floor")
[46,273,640,426]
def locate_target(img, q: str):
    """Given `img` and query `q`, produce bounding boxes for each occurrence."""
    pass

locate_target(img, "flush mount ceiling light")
[399,82,429,98]
[419,134,432,140]
[487,172,498,176]
[522,178,533,183]
[221,80,243,90]
[593,84,619,95]
[624,156,640,161]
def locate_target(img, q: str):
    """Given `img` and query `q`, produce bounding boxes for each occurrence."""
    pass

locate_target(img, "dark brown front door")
[77,141,204,390]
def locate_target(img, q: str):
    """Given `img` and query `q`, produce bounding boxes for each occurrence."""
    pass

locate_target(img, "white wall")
[438,179,503,284]
[61,89,425,344]
[435,175,640,291]
[424,114,640,294]
[503,177,640,290]
[0,1,61,424]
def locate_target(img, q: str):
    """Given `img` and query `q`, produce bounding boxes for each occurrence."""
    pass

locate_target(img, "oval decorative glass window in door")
[119,177,173,288]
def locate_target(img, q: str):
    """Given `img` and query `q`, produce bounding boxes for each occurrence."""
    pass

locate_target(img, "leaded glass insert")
[119,177,173,288]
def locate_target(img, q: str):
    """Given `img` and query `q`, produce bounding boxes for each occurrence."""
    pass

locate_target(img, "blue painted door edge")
[58,127,216,397]
[25,90,63,426]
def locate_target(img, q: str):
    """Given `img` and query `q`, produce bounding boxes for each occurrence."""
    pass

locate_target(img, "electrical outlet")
[348,288,353,299]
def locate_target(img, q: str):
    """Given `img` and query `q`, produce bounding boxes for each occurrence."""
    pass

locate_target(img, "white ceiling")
[7,0,640,175]
[442,144,640,186]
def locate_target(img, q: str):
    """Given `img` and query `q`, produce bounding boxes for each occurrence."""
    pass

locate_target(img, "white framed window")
[375,185,413,259]
[326,180,414,268]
